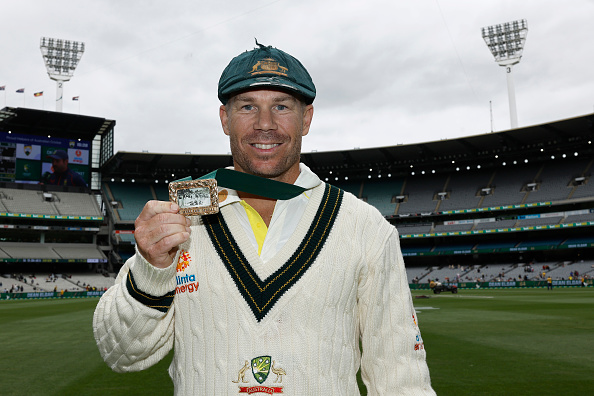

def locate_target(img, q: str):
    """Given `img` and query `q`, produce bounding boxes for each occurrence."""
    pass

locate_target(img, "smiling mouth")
[252,143,280,149]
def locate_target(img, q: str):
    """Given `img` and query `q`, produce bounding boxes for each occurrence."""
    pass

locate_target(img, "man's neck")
[233,162,301,186]
[233,164,302,226]
[238,192,276,227]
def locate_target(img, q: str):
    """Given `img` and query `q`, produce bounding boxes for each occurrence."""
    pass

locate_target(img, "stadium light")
[40,37,85,112]
[481,19,528,129]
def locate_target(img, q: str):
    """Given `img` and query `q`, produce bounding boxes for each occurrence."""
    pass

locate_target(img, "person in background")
[44,150,87,187]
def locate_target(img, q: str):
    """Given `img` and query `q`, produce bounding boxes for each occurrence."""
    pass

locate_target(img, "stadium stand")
[2,107,592,290]
[361,179,402,216]
[432,243,475,252]
[0,188,59,215]
[405,266,431,282]
[480,165,540,207]
[522,159,585,203]
[52,191,102,217]
[398,224,433,235]
[571,175,594,199]
[153,184,170,202]
[516,216,563,227]
[1,243,61,259]
[0,199,8,213]
[0,242,105,260]
[502,263,543,281]
[564,212,594,223]
[437,170,486,212]
[101,141,594,275]
[116,233,136,244]
[474,240,518,250]
[327,180,364,198]
[432,223,474,233]
[1,274,46,293]
[398,174,446,215]
[561,236,594,246]
[517,239,564,248]
[550,260,594,278]
[473,219,518,230]
[333,180,363,197]
[105,182,154,221]
[57,272,115,291]
[52,244,106,260]
[459,264,511,281]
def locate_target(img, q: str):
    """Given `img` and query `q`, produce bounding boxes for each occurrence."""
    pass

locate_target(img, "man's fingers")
[140,231,191,266]
[134,200,192,268]
[135,200,180,224]
[135,207,190,243]
[139,222,191,248]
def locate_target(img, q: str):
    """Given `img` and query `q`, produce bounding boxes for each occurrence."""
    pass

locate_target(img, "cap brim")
[220,77,315,105]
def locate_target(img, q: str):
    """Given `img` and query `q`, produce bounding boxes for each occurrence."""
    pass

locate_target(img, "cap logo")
[249,58,288,77]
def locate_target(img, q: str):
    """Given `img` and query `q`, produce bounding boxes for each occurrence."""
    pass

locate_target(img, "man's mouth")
[252,143,280,150]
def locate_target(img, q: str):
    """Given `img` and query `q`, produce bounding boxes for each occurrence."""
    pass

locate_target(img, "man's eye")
[241,105,254,111]
[275,105,287,111]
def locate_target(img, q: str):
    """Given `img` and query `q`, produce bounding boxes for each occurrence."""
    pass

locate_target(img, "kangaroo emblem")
[232,360,250,383]
[271,361,286,383]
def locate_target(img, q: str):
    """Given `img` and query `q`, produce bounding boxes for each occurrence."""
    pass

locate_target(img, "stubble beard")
[230,133,302,181]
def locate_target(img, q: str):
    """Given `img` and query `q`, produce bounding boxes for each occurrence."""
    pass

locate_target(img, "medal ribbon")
[177,168,307,200]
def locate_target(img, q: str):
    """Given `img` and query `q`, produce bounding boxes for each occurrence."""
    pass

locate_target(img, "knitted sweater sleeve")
[93,249,178,373]
[357,213,436,395]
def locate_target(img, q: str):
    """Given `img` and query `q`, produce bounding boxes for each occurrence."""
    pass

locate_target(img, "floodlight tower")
[481,19,528,129]
[40,37,85,112]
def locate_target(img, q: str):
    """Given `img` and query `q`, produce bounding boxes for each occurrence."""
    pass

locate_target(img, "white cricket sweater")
[93,182,435,395]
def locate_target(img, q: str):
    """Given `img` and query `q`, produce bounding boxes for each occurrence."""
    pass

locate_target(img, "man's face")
[52,158,68,173]
[220,89,314,184]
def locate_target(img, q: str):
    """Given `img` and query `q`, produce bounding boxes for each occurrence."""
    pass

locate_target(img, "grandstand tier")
[2,107,593,282]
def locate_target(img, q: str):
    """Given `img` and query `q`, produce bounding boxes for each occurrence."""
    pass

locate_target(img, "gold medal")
[168,179,219,216]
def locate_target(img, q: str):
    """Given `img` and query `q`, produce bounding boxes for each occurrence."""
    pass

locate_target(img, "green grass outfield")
[1,288,592,395]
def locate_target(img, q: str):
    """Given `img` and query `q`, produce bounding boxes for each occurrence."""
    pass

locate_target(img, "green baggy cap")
[218,42,316,105]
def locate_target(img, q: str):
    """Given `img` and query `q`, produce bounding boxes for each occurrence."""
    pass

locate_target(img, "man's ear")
[220,105,230,136]
[301,105,314,137]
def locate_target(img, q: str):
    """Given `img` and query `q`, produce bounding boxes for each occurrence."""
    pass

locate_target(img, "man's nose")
[254,108,276,131]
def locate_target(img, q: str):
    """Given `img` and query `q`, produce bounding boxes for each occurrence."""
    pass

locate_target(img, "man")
[93,42,435,395]
[45,150,87,187]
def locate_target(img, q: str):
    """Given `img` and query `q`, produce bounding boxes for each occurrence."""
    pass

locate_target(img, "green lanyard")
[175,168,307,200]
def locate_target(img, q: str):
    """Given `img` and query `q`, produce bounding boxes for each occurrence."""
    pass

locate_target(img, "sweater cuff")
[127,247,178,312]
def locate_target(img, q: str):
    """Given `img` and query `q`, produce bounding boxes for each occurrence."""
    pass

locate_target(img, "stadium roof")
[103,112,594,182]
[0,107,115,141]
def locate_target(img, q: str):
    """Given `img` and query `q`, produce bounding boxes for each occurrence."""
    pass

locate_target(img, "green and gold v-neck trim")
[203,183,343,322]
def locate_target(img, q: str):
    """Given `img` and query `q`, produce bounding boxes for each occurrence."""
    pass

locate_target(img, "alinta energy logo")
[72,149,84,164]
[175,250,198,295]
[176,250,191,272]
[233,356,285,394]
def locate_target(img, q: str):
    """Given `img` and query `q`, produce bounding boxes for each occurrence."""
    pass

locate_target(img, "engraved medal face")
[168,179,219,216]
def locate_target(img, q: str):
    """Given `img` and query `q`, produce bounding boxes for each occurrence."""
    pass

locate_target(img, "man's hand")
[134,201,191,268]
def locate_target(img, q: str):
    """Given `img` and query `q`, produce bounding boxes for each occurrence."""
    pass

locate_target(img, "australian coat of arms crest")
[233,356,285,394]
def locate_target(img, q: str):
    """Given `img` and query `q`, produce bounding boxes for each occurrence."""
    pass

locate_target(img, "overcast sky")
[2,0,593,156]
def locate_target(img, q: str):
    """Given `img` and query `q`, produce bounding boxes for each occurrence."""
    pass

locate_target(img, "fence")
[1,290,105,300]
[410,279,593,290]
